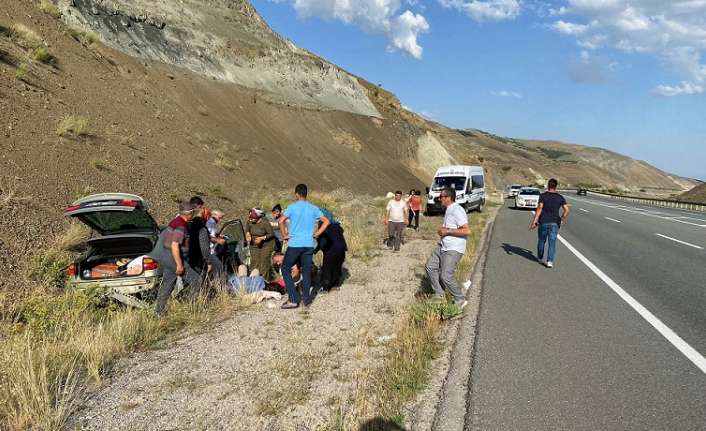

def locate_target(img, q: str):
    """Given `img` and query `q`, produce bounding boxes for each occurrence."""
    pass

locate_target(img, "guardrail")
[568,189,706,213]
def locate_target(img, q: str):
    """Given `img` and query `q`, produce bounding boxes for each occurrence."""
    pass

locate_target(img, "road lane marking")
[558,235,706,375]
[579,208,590,213]
[655,234,704,250]
[605,217,622,223]
[567,197,706,228]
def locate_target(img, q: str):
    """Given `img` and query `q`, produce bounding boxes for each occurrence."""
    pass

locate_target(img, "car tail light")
[67,264,76,277]
[118,200,139,207]
[64,205,81,213]
[143,258,159,271]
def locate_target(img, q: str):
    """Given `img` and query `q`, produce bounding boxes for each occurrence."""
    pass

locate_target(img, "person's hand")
[438,227,448,237]
[176,264,184,275]
[207,264,213,273]
[529,221,538,230]
[384,219,388,225]
[216,237,226,245]
[254,237,262,245]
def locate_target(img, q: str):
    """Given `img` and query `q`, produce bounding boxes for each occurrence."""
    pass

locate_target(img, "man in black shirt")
[530,178,570,268]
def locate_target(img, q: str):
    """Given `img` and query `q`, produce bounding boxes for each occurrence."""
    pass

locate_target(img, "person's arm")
[262,220,275,241]
[278,215,289,241]
[530,202,543,230]
[439,223,469,237]
[384,207,390,225]
[561,204,571,224]
[403,204,409,221]
[171,241,184,274]
[315,216,330,239]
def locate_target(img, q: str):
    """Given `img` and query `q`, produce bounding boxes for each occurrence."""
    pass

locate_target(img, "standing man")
[530,178,570,268]
[279,184,330,309]
[385,191,408,252]
[206,209,226,276]
[425,187,469,308]
[155,201,202,316]
[266,204,284,252]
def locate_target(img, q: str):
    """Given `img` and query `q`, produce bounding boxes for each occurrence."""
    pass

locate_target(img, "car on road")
[514,187,541,209]
[506,184,522,198]
[65,193,248,308]
[577,188,588,196]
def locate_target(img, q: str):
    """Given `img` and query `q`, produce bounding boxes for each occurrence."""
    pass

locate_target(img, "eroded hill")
[0,0,697,294]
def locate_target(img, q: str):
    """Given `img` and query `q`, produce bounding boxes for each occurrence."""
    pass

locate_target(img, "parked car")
[577,188,588,196]
[65,193,248,308]
[515,187,541,209]
[506,184,523,198]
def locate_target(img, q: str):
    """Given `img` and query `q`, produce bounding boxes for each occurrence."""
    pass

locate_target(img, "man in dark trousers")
[155,201,202,316]
[279,184,330,309]
[316,208,348,291]
[530,178,571,268]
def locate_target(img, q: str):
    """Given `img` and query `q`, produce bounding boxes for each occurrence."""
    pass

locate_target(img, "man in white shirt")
[425,187,470,308]
[385,190,408,252]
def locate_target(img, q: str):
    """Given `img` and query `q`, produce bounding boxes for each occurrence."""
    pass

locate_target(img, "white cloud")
[438,0,521,22]
[653,81,704,97]
[274,0,429,58]
[491,90,523,98]
[549,0,706,95]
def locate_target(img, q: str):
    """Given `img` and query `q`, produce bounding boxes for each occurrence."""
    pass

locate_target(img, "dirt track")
[69,235,435,430]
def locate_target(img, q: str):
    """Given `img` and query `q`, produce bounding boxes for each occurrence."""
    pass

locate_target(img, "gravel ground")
[69,235,434,431]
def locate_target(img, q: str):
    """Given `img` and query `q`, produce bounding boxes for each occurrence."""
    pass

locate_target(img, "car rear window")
[520,189,540,195]
[82,210,157,234]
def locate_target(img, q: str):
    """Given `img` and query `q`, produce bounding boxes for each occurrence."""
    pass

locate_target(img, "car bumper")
[515,200,538,208]
[69,276,159,295]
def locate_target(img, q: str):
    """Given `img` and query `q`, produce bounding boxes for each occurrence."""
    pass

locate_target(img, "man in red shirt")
[407,189,422,230]
[155,201,202,316]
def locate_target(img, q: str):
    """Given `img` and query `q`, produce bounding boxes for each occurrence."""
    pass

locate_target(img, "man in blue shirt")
[279,184,330,309]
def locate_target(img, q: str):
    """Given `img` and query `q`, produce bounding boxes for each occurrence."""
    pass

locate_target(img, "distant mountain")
[676,183,706,204]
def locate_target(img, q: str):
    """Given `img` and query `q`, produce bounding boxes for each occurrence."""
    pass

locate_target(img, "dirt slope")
[676,183,706,204]
[0,0,696,294]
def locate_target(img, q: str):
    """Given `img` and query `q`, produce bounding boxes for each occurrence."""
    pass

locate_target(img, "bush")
[67,27,99,46]
[15,63,29,82]
[39,0,62,18]
[56,115,89,137]
[31,46,54,64]
[10,24,42,50]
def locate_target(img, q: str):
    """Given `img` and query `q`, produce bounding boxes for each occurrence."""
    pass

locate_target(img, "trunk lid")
[64,193,159,236]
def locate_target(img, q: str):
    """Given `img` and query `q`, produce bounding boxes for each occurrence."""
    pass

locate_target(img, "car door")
[218,219,250,271]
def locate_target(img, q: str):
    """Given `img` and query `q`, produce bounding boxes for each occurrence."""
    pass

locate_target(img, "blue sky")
[252,1,706,180]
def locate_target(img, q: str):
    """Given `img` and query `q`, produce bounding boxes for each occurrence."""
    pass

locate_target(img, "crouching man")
[155,201,203,316]
[424,186,470,309]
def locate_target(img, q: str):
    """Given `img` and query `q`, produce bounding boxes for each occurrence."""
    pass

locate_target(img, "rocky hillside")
[676,183,706,204]
[0,0,696,293]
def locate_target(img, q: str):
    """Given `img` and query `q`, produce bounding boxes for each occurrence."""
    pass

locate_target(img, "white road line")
[579,208,590,213]
[558,235,706,375]
[568,196,706,228]
[655,233,704,250]
[605,217,622,223]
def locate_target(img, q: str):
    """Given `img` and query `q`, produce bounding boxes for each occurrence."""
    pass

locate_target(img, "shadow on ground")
[359,418,405,431]
[501,243,537,263]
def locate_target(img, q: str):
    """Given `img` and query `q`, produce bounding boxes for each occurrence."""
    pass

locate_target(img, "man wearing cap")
[155,201,202,316]
[385,190,408,252]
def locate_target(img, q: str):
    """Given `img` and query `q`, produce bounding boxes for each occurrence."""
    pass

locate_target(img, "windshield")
[519,189,540,196]
[510,185,522,190]
[80,210,157,234]
[432,176,466,191]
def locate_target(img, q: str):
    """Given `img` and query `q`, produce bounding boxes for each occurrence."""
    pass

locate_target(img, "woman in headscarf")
[245,207,276,278]
[316,208,348,291]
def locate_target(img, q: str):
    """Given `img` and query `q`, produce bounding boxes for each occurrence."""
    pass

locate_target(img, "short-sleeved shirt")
[163,216,189,257]
[283,200,323,248]
[386,199,407,223]
[441,202,468,254]
[266,213,283,241]
[409,195,422,212]
[539,192,567,225]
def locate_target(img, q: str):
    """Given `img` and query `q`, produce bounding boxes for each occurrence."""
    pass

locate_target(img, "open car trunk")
[79,234,158,280]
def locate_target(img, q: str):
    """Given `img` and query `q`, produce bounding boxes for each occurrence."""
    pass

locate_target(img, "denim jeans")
[283,247,314,304]
[537,223,559,262]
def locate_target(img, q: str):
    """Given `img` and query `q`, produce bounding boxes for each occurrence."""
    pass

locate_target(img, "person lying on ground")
[227,265,265,294]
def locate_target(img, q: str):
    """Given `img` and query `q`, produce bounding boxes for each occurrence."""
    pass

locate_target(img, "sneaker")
[456,300,468,309]
[462,280,472,292]
[546,261,554,268]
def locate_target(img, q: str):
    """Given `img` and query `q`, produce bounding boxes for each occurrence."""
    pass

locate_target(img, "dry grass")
[10,24,42,50]
[39,0,62,19]
[0,285,250,430]
[31,46,54,64]
[15,63,30,82]
[56,115,89,137]
[67,27,100,46]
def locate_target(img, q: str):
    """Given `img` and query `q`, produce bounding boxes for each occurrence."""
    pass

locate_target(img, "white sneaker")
[462,280,472,292]
[457,300,468,309]
[546,261,554,268]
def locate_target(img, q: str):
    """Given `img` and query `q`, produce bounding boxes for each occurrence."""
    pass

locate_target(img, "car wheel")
[476,201,484,213]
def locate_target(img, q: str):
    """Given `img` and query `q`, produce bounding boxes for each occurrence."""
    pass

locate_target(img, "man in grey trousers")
[425,186,470,308]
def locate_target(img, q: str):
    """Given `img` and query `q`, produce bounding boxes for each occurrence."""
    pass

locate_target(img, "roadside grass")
[31,46,54,64]
[15,63,30,82]
[66,27,100,46]
[10,24,42,50]
[56,115,89,137]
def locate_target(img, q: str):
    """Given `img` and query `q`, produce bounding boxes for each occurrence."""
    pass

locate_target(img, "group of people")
[155,183,349,316]
[384,189,423,251]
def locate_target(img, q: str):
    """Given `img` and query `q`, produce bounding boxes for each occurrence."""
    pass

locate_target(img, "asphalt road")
[467,193,706,430]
